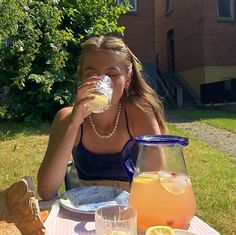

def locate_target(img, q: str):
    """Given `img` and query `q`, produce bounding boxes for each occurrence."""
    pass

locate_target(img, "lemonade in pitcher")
[122,135,197,231]
[129,171,196,230]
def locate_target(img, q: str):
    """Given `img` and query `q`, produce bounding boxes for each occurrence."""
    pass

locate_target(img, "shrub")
[0,0,130,123]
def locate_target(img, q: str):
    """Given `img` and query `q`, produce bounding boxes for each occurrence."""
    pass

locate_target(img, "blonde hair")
[77,35,167,134]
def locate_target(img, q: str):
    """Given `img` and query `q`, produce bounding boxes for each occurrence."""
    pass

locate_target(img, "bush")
[0,0,131,123]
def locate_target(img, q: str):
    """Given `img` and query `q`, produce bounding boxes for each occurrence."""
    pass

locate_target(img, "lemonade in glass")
[86,75,113,113]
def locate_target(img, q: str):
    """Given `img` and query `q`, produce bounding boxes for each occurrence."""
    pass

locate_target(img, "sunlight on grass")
[168,123,236,235]
[203,117,236,133]
[0,132,49,190]
[0,121,65,196]
[168,108,236,133]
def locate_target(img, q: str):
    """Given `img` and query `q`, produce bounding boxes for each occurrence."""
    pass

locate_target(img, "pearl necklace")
[89,103,122,139]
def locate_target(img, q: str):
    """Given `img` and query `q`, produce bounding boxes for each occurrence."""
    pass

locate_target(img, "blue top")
[72,110,132,182]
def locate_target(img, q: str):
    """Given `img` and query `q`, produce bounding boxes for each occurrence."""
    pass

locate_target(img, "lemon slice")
[160,174,188,195]
[87,94,108,112]
[135,172,160,183]
[88,93,108,106]
[145,226,175,235]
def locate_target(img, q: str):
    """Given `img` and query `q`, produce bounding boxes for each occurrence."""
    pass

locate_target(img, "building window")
[118,0,137,12]
[217,0,234,20]
[166,0,174,13]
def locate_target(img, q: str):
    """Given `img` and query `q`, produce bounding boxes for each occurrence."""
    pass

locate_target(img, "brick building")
[156,0,236,98]
[119,0,236,102]
[118,0,158,89]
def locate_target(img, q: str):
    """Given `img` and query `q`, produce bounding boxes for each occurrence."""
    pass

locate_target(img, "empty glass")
[95,205,137,235]
[86,75,113,113]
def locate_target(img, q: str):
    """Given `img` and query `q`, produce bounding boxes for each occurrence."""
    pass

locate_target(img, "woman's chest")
[82,126,131,154]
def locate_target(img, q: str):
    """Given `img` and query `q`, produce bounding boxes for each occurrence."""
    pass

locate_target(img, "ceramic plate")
[60,186,129,214]
[174,229,199,235]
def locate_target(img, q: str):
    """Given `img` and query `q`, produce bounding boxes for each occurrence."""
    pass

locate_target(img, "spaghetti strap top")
[125,109,132,139]
[72,108,133,181]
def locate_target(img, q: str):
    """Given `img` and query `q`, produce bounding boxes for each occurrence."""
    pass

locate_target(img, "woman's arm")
[37,79,97,200]
[37,108,82,200]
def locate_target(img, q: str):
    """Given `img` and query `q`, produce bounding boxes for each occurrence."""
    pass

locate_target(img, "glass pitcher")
[122,135,196,231]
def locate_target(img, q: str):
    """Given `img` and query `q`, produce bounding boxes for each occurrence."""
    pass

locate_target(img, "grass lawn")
[167,107,236,133]
[0,121,50,190]
[1,110,236,234]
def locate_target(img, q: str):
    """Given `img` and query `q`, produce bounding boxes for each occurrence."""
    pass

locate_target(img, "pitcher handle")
[121,139,138,182]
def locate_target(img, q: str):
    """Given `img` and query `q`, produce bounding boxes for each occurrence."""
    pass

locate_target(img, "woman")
[37,35,167,200]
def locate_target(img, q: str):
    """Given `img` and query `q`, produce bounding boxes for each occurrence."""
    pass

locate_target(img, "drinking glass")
[86,75,113,113]
[95,205,137,235]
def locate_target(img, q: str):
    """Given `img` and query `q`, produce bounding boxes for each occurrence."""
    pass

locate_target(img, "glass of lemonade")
[95,205,137,235]
[122,135,197,231]
[86,75,113,113]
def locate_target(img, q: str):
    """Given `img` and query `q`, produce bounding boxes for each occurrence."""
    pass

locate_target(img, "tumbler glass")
[95,205,137,235]
[86,75,113,113]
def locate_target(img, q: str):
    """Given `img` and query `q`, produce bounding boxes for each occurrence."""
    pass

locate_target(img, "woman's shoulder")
[52,106,73,126]
[56,106,73,117]
[125,99,161,136]
[126,98,153,118]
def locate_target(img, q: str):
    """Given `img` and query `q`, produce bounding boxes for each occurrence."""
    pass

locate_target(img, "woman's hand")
[71,76,100,125]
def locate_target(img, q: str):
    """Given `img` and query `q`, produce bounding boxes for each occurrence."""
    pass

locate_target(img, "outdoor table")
[41,200,221,235]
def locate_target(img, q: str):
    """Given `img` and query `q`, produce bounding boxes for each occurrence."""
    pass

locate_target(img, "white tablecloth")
[42,201,221,235]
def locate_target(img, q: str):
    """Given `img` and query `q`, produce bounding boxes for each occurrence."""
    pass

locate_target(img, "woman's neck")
[89,102,122,132]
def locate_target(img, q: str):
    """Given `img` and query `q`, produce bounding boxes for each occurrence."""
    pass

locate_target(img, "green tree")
[0,0,130,123]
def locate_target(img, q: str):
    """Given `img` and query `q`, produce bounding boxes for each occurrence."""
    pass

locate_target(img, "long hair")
[77,35,167,134]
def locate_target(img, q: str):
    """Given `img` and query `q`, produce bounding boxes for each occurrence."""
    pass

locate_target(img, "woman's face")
[81,50,131,105]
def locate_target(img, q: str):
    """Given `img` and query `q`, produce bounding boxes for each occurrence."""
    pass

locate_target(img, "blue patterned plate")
[59,186,129,214]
